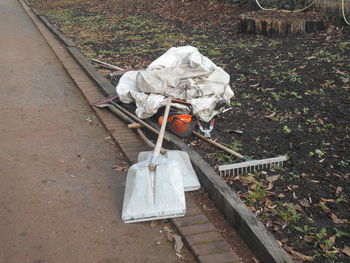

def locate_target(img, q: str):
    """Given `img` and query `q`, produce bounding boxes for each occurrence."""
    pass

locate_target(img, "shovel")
[122,98,186,223]
[138,150,200,191]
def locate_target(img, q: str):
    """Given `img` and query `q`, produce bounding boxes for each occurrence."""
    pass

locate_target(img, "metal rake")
[217,156,287,177]
[193,131,287,177]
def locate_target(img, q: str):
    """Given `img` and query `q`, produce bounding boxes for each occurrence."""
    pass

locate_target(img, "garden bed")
[29,0,350,262]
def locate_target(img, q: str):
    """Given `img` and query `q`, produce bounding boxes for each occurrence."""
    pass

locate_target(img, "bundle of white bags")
[116,46,234,122]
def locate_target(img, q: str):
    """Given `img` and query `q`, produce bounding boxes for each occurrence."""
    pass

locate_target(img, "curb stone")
[18,1,294,262]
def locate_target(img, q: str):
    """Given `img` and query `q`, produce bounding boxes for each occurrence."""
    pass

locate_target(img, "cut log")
[240,11,326,37]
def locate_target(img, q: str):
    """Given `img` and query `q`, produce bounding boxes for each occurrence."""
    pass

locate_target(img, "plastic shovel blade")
[138,150,200,191]
[122,156,186,223]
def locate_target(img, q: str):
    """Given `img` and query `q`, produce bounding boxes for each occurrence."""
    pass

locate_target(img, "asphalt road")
[0,0,180,262]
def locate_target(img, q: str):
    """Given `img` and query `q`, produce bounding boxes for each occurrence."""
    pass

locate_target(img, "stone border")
[20,2,294,262]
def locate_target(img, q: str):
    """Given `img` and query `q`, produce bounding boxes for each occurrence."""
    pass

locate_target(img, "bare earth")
[0,0,181,262]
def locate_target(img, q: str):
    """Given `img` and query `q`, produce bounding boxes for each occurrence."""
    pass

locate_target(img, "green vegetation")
[247,183,267,206]
[276,202,302,223]
[283,125,292,134]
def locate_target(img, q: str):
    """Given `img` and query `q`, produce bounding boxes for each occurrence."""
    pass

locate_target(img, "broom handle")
[153,97,172,157]
[193,131,249,161]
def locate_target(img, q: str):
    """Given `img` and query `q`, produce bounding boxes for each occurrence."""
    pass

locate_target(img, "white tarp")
[116,46,234,122]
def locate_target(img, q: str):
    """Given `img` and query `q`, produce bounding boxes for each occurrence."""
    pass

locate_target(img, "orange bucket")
[158,114,196,137]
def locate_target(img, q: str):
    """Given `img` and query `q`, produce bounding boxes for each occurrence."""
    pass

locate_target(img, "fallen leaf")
[330,213,349,224]
[299,199,310,208]
[240,175,255,185]
[319,202,331,213]
[202,204,214,211]
[112,165,129,172]
[301,173,310,178]
[266,174,280,183]
[280,238,288,243]
[163,226,171,232]
[320,198,335,203]
[286,246,315,261]
[266,182,274,190]
[328,235,336,246]
[341,246,350,256]
[304,236,314,243]
[306,56,316,60]
[293,192,298,200]
[308,195,313,203]
[294,204,303,212]
[250,183,257,190]
[336,186,342,195]
[273,225,281,231]
[173,234,183,253]
[167,231,174,242]
[277,193,286,198]
[265,199,277,209]
[249,83,260,88]
[252,256,260,263]
[265,112,276,120]
[150,220,158,228]
[175,253,184,259]
[336,69,349,77]
[248,205,257,212]
[316,118,324,125]
[283,222,291,230]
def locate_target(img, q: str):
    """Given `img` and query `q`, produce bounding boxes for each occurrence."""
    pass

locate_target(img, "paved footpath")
[0,0,181,262]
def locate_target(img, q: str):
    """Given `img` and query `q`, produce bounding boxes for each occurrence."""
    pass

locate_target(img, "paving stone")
[185,195,197,208]
[192,240,231,256]
[178,223,216,236]
[186,205,202,216]
[198,251,243,263]
[185,231,224,246]
[173,215,209,228]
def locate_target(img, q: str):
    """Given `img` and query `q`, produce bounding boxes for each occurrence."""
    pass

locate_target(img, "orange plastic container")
[158,114,196,137]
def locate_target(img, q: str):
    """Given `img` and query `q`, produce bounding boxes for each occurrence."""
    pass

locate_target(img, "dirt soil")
[29,0,350,262]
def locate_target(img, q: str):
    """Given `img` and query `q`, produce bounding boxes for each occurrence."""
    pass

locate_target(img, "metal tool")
[193,131,287,177]
[138,149,200,191]
[122,98,186,223]
[93,99,200,192]
[197,118,215,138]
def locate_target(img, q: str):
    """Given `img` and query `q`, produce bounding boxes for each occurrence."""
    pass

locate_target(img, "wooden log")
[240,11,326,37]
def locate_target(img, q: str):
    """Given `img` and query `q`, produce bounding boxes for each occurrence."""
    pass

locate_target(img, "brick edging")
[18,1,294,262]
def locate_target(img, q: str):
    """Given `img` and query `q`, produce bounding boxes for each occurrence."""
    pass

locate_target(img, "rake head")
[217,156,287,177]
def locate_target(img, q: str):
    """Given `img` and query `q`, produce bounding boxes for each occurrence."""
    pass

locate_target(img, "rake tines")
[217,156,287,177]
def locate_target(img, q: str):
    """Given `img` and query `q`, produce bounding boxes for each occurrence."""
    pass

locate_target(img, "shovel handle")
[153,97,172,157]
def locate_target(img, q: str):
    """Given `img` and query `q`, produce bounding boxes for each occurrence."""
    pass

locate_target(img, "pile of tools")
[92,59,287,224]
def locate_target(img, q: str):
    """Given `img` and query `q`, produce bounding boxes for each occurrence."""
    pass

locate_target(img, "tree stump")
[240,11,326,37]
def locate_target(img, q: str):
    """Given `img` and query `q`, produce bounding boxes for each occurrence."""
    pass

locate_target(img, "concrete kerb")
[20,3,294,262]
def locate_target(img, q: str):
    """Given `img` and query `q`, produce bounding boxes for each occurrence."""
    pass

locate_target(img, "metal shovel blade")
[138,150,200,191]
[122,156,186,223]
